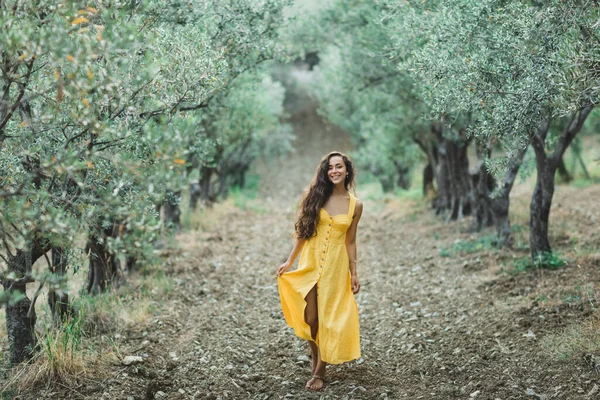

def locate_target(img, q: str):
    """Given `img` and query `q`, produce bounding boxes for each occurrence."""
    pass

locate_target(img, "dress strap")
[348,193,356,218]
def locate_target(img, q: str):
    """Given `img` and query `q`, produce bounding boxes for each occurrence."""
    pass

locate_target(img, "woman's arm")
[276,236,306,276]
[345,199,363,294]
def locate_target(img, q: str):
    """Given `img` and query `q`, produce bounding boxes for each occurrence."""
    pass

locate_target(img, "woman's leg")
[304,285,318,340]
[310,358,327,390]
[304,285,323,389]
[308,340,319,373]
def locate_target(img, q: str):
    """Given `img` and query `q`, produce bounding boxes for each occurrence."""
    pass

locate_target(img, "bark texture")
[422,162,435,197]
[86,223,121,295]
[433,127,473,220]
[491,144,529,246]
[529,106,594,259]
[2,242,48,364]
[472,141,495,230]
[394,161,411,190]
[198,165,217,204]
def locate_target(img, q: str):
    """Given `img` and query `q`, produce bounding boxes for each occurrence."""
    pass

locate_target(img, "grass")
[541,311,600,361]
[0,261,172,395]
[180,173,268,231]
[502,252,568,275]
[440,233,498,258]
[1,310,119,394]
[570,177,600,189]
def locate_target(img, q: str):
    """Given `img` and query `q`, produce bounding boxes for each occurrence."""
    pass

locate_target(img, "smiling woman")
[276,151,363,391]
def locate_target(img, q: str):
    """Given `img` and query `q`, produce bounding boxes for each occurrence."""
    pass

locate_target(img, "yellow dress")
[278,193,360,364]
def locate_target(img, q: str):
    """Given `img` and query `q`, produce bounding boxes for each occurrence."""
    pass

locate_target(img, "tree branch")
[550,105,594,166]
[0,59,34,133]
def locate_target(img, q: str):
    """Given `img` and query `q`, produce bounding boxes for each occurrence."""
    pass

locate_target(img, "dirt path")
[101,186,599,399]
[40,80,599,399]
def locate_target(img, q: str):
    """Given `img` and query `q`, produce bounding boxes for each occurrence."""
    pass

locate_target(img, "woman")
[277,151,363,391]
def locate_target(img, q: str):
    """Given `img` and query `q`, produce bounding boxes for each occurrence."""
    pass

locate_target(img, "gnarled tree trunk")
[48,247,72,324]
[199,165,216,204]
[529,106,593,260]
[394,161,411,190]
[87,223,121,295]
[433,126,473,220]
[2,242,48,364]
[422,162,435,197]
[414,134,438,199]
[472,140,495,230]
[189,182,201,211]
[492,143,529,247]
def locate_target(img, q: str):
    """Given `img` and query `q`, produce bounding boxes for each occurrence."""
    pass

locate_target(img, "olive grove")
[311,0,599,255]
[0,0,292,365]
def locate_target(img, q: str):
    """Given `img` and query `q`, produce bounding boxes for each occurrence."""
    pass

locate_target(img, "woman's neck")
[331,184,347,196]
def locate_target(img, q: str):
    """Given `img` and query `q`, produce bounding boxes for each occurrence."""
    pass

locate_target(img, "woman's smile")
[328,156,346,184]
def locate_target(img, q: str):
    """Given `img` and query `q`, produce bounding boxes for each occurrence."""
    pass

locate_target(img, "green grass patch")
[511,223,524,233]
[503,251,567,275]
[439,233,498,258]
[570,177,600,189]
[394,187,423,201]
[229,174,269,213]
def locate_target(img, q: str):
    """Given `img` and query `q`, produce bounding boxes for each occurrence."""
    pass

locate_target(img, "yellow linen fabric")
[278,193,360,364]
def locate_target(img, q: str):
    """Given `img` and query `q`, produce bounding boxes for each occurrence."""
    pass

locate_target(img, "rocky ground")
[8,78,600,400]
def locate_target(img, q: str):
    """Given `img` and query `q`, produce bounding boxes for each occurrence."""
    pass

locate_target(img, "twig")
[230,378,241,389]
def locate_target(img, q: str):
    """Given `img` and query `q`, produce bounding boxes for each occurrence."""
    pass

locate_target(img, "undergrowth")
[503,252,568,275]
[440,233,498,258]
[541,311,600,361]
[1,264,172,395]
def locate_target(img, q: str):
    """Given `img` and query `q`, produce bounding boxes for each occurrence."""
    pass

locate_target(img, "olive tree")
[401,0,600,255]
[0,0,292,364]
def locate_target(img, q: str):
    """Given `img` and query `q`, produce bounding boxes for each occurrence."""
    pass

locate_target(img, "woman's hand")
[277,261,292,277]
[351,275,360,294]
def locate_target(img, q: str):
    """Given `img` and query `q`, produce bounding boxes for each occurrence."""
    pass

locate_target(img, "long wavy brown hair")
[295,151,355,239]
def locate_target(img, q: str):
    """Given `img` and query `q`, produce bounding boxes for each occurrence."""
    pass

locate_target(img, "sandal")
[308,374,325,391]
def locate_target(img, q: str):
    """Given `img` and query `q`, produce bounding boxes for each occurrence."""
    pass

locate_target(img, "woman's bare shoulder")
[354,197,363,213]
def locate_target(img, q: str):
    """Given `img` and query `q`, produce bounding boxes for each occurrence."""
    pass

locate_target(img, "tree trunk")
[86,224,121,295]
[529,166,554,256]
[472,140,495,230]
[48,247,72,324]
[472,163,495,229]
[217,170,229,199]
[4,280,36,364]
[433,129,473,220]
[422,162,435,197]
[555,156,572,183]
[379,175,394,193]
[189,182,201,210]
[570,138,591,179]
[394,161,411,190]
[492,143,529,246]
[2,243,48,364]
[163,190,181,231]
[126,255,137,272]
[529,106,593,260]
[199,165,215,204]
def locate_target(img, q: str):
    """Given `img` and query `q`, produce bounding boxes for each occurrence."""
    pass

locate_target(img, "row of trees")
[308,0,599,254]
[0,0,293,364]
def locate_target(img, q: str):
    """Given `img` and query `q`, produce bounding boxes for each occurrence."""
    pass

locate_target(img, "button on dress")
[278,193,360,364]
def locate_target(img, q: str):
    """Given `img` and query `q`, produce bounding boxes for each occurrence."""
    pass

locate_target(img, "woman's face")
[328,156,347,186]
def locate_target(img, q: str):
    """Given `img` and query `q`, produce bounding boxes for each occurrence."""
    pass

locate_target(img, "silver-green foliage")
[0,0,291,295]
[311,1,425,189]
[399,0,600,167]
